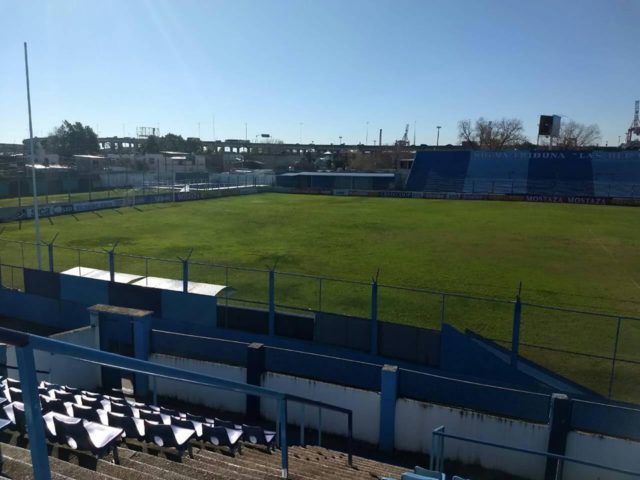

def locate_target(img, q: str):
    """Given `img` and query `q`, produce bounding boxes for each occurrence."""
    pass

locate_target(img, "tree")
[47,121,99,158]
[143,135,160,154]
[159,133,187,152]
[554,121,601,148]
[457,117,527,149]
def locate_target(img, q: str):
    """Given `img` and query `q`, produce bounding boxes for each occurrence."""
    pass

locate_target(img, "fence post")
[511,287,522,367]
[280,399,289,479]
[300,403,305,446]
[268,269,275,336]
[317,407,322,446]
[608,317,622,399]
[15,343,51,480]
[545,393,571,480]
[108,250,115,282]
[182,259,189,293]
[48,242,54,272]
[370,278,379,356]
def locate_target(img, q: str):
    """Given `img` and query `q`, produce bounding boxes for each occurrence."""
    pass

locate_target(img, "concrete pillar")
[545,393,572,480]
[246,342,266,422]
[379,364,398,451]
[132,314,152,398]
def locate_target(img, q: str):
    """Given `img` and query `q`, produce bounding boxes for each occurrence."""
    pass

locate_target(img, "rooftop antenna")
[24,42,42,269]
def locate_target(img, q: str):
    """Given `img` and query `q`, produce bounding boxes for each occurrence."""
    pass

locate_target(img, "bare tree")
[458,119,474,144]
[555,121,601,148]
[457,117,527,149]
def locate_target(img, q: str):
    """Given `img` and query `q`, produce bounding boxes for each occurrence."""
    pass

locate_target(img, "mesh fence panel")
[520,305,619,397]
[520,305,617,358]
[519,344,611,398]
[225,267,269,309]
[444,295,514,344]
[274,273,320,313]
[377,286,443,329]
[188,262,228,286]
[319,278,370,318]
[78,249,109,272]
[0,241,27,268]
[610,318,640,403]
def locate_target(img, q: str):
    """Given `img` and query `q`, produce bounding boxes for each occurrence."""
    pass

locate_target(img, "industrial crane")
[626,100,640,144]
[395,124,410,147]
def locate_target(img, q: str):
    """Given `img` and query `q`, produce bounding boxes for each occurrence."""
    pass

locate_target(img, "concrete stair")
[0,440,408,480]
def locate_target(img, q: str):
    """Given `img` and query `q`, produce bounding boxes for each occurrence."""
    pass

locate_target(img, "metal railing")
[430,425,640,479]
[0,326,353,480]
[0,236,639,404]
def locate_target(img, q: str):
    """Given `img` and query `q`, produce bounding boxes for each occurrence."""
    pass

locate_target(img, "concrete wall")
[4,326,99,391]
[48,326,101,390]
[394,397,549,480]
[261,371,380,445]
[563,431,640,480]
[149,353,246,414]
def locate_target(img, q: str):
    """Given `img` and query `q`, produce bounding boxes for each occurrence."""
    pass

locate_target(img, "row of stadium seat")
[0,376,276,465]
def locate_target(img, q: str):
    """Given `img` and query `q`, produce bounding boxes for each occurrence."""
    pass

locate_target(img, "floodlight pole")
[24,42,42,270]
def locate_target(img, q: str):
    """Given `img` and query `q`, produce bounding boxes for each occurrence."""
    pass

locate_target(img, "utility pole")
[413,120,416,146]
[24,42,42,269]
[366,121,369,145]
[436,126,441,147]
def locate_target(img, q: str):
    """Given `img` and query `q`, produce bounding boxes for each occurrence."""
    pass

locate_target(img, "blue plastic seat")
[52,416,123,462]
[7,387,22,403]
[139,409,163,423]
[40,395,67,415]
[107,411,145,441]
[72,404,102,423]
[109,402,134,417]
[144,420,195,458]
[241,424,276,453]
[202,424,243,456]
[3,402,26,434]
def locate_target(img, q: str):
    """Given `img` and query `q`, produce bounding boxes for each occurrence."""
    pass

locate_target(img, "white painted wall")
[4,326,100,390]
[48,326,101,391]
[395,398,549,480]
[149,353,246,414]
[563,431,640,480]
[261,372,380,445]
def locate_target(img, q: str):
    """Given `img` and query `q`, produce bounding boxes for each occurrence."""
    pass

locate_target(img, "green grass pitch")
[1,192,639,401]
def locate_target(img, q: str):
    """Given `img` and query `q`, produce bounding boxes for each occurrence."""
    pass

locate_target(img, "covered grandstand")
[406,150,640,198]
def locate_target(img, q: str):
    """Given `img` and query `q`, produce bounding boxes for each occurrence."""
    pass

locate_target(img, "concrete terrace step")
[123,446,261,480]
[2,443,115,480]
[0,441,407,480]
[237,445,406,480]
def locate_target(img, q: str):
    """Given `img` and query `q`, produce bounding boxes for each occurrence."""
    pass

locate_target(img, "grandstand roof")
[281,171,394,177]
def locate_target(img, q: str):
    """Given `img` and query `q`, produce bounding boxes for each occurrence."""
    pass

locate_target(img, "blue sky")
[0,0,638,146]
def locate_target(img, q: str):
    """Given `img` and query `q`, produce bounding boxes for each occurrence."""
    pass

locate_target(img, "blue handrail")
[0,326,354,479]
[431,426,640,478]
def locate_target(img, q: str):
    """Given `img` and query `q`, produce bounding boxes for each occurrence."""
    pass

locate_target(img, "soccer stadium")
[2,2,640,479]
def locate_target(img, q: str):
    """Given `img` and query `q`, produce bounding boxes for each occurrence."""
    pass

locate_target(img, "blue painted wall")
[571,399,640,442]
[151,329,247,366]
[398,367,551,423]
[161,290,217,327]
[264,346,381,391]
[59,274,109,306]
[440,324,542,389]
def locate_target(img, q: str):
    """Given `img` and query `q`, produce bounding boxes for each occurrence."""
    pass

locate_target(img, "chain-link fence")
[0,237,638,403]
